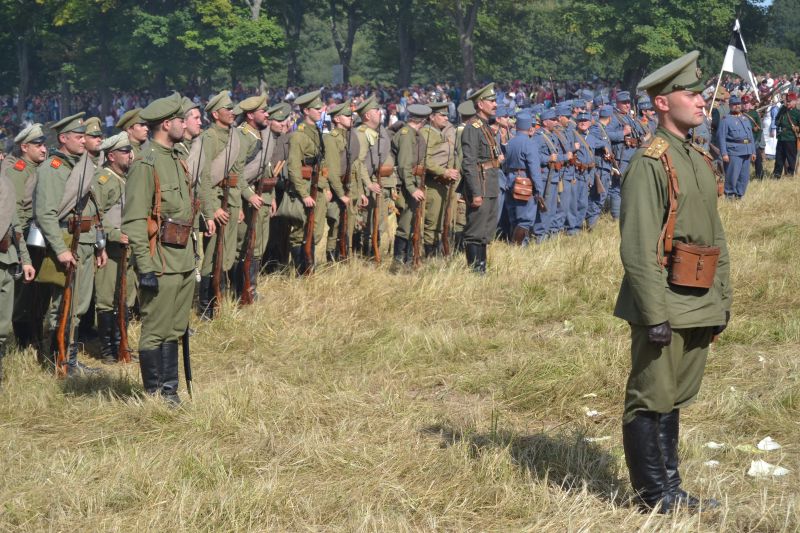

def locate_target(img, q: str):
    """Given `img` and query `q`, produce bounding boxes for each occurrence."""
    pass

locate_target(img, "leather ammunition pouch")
[547,161,563,171]
[574,161,595,172]
[259,176,278,193]
[301,166,329,180]
[378,165,394,178]
[511,173,533,201]
[668,242,720,289]
[218,174,238,188]
[65,216,95,233]
[0,229,9,253]
[624,136,641,148]
[478,160,499,171]
[160,218,192,247]
[412,165,426,178]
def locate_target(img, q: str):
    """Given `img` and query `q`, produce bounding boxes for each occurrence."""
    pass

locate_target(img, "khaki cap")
[469,82,496,102]
[205,90,233,113]
[355,95,379,115]
[295,90,323,110]
[140,92,183,123]
[637,50,705,98]
[14,123,46,144]
[51,112,86,134]
[84,117,104,137]
[239,93,268,113]
[115,108,144,130]
[328,99,353,117]
[267,102,291,122]
[100,132,132,153]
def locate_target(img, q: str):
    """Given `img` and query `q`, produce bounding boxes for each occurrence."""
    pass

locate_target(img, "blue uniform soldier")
[570,113,597,234]
[586,106,615,229]
[504,113,543,245]
[607,91,647,219]
[532,109,566,242]
[717,95,756,199]
[552,103,576,235]
[638,96,658,137]
[494,106,512,238]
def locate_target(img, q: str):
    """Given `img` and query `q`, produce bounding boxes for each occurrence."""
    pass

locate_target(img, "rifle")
[55,154,90,377]
[371,126,383,263]
[301,127,325,275]
[338,127,353,260]
[441,133,455,257]
[182,327,193,398]
[116,244,131,363]
[212,137,233,313]
[241,133,272,305]
[411,125,431,268]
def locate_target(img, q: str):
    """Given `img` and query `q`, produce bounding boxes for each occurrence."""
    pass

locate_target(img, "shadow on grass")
[422,423,625,504]
[61,372,143,400]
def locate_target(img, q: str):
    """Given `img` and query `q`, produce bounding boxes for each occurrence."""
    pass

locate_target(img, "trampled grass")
[2,174,799,532]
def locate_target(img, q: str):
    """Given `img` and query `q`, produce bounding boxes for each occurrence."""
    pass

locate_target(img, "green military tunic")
[422,122,457,246]
[353,124,395,256]
[393,125,428,241]
[323,127,359,255]
[236,123,276,261]
[92,165,136,311]
[122,141,196,350]
[33,152,99,337]
[0,191,31,352]
[199,123,253,275]
[286,121,327,249]
[460,116,500,245]
[615,128,732,422]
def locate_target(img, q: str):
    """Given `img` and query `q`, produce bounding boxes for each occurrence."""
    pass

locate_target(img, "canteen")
[95,226,107,250]
[26,221,46,248]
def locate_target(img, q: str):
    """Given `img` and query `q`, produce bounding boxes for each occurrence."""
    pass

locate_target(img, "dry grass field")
[1,172,799,532]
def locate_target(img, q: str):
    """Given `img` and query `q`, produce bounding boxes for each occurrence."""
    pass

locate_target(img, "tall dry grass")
[1,173,799,532]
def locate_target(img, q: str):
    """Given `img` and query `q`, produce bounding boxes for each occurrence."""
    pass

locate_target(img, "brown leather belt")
[0,229,9,253]
[219,174,238,188]
[301,166,329,180]
[574,162,596,172]
[378,165,394,177]
[547,161,563,171]
[478,160,499,171]
[64,216,96,233]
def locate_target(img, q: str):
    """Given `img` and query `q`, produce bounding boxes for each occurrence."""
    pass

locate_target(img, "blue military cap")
[593,95,608,107]
[576,112,591,122]
[598,105,613,118]
[496,106,509,118]
[541,108,557,121]
[572,99,586,109]
[515,113,533,130]
[581,90,594,101]
[638,99,653,110]
[729,95,741,105]
[532,104,544,115]
[555,103,571,117]
[616,91,631,102]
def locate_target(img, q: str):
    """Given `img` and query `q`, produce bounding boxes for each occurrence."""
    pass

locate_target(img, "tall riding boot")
[393,236,409,266]
[478,244,488,273]
[424,243,437,258]
[160,341,180,405]
[12,321,34,349]
[291,246,305,276]
[38,330,57,370]
[658,409,719,510]
[138,346,162,395]
[230,261,243,300]
[96,311,116,364]
[465,243,481,272]
[67,342,101,376]
[197,276,214,320]
[622,411,673,513]
[511,225,529,246]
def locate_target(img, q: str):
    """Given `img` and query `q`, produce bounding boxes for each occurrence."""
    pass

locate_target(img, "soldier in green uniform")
[460,83,500,273]
[392,104,432,267]
[285,90,327,274]
[263,103,293,271]
[92,133,135,364]
[33,112,107,374]
[453,100,476,252]
[235,93,273,297]
[1,124,47,346]
[770,92,800,179]
[322,100,361,261]
[116,108,148,158]
[423,101,460,256]
[0,170,35,383]
[197,91,260,317]
[84,117,105,166]
[616,51,731,513]
[352,96,395,259]
[122,93,196,403]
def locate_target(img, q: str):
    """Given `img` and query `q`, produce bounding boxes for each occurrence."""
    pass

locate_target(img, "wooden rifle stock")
[441,178,454,256]
[411,171,426,268]
[54,228,80,377]
[212,179,229,312]
[117,244,131,363]
[302,163,320,275]
[241,142,274,306]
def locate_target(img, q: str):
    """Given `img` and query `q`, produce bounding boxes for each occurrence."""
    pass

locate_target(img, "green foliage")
[749,45,800,76]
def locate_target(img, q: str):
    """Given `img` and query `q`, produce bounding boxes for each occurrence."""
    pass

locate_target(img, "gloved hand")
[712,311,731,336]
[139,272,159,292]
[648,321,672,348]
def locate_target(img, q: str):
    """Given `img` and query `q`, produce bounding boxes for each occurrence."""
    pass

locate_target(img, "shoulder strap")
[657,151,680,268]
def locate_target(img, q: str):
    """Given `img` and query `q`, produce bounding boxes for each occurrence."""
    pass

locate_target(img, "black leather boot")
[138,347,162,395]
[622,411,673,513]
[197,276,214,320]
[160,341,180,405]
[230,261,243,300]
[659,409,719,511]
[465,243,481,272]
[477,244,487,273]
[96,311,116,364]
[67,342,101,376]
[291,245,306,276]
[393,236,408,265]
[424,243,437,258]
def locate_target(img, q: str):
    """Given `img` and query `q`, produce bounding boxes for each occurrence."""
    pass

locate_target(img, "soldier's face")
[304,107,322,123]
[432,112,448,129]
[129,123,148,143]
[577,121,590,132]
[252,108,268,128]
[477,98,497,117]
[109,149,133,172]
[617,101,631,113]
[334,115,352,129]
[21,141,47,164]
[269,119,283,134]
[656,90,706,130]
[364,108,381,128]
[60,132,85,155]
[730,104,742,114]
[184,108,202,138]
[84,135,103,154]
[167,117,185,142]
[215,108,234,126]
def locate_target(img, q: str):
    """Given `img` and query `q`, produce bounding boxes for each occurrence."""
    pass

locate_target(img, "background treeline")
[1,0,799,115]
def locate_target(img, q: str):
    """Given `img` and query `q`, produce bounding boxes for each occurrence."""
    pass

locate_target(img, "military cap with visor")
[14,123,46,145]
[267,102,292,122]
[51,112,86,134]
[295,90,323,110]
[140,92,184,123]
[205,90,233,113]
[84,116,104,137]
[100,132,132,153]
[515,113,533,131]
[428,101,450,114]
[239,93,268,113]
[355,95,380,115]
[407,104,432,119]
[637,50,705,98]
[328,99,354,117]
[615,91,632,103]
[115,108,144,130]
[457,100,476,117]
[181,96,199,116]
[469,82,496,102]
[540,108,557,121]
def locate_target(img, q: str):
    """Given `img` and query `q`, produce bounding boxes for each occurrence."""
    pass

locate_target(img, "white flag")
[721,19,760,102]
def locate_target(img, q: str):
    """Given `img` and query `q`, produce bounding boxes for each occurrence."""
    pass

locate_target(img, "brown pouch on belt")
[668,242,720,289]
[260,176,278,192]
[160,218,192,247]
[0,229,9,253]
[412,165,425,177]
[220,173,238,187]
[301,165,314,180]
[378,165,394,177]
[67,216,94,233]
[512,177,533,201]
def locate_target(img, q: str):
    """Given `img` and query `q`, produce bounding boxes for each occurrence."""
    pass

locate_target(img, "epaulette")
[50,157,62,169]
[298,124,305,131]
[688,142,712,159]
[139,148,157,166]
[13,159,26,171]
[471,119,482,128]
[97,174,109,185]
[400,127,408,135]
[643,137,669,159]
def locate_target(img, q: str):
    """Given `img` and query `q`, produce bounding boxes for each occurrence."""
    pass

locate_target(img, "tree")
[326,0,367,84]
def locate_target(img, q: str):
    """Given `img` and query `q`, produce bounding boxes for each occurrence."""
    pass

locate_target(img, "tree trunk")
[100,86,112,117]
[16,37,29,122]
[245,0,263,19]
[396,0,414,87]
[329,1,362,85]
[451,0,481,91]
[282,1,305,86]
[60,69,70,119]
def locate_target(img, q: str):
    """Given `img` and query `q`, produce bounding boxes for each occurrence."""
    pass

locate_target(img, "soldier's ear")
[653,95,670,114]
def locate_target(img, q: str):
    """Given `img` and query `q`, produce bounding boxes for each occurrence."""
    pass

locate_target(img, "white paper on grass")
[584,409,601,418]
[747,460,790,477]
[757,436,781,451]
[704,441,726,450]
[704,460,720,467]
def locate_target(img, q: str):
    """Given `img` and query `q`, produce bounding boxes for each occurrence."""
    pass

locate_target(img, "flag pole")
[708,62,726,116]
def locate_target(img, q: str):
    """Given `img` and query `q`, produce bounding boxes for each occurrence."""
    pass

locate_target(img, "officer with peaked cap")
[92,133,135,364]
[33,112,107,375]
[3,123,47,347]
[83,117,105,166]
[616,50,730,513]
[122,93,194,403]
[422,101,459,255]
[116,108,148,157]
[460,82,500,272]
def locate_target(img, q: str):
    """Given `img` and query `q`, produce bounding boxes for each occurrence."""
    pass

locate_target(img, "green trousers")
[0,265,13,348]
[624,325,713,423]
[237,194,272,261]
[138,271,194,350]
[201,206,241,276]
[424,179,450,246]
[288,193,328,248]
[325,200,358,254]
[94,243,137,312]
[42,242,95,334]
